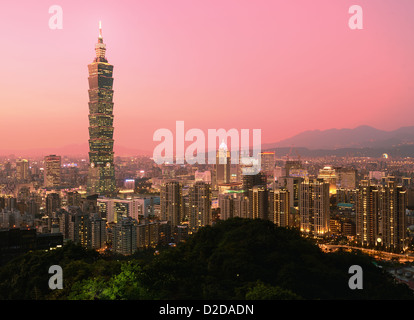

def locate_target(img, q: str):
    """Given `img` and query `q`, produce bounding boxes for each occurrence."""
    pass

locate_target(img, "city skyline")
[2,1,414,156]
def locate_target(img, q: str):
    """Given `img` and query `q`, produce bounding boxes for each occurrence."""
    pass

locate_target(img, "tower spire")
[99,20,102,40]
[94,20,106,62]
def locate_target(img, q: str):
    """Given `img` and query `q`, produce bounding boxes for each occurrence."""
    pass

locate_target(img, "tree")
[245,281,302,300]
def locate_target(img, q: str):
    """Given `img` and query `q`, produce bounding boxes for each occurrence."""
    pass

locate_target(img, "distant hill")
[262,125,414,151]
[269,145,414,158]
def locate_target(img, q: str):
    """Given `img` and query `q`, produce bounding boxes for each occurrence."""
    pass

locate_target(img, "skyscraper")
[299,178,330,237]
[278,176,303,209]
[137,222,159,249]
[160,181,183,228]
[355,180,379,247]
[67,207,91,248]
[379,181,407,252]
[215,140,231,186]
[46,193,61,216]
[249,185,268,220]
[87,22,116,195]
[355,180,407,251]
[113,216,138,255]
[259,151,275,177]
[188,181,212,232]
[16,159,29,182]
[90,213,107,250]
[44,155,61,188]
[268,188,290,227]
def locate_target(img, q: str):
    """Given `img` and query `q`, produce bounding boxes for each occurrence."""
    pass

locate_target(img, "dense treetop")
[0,218,412,300]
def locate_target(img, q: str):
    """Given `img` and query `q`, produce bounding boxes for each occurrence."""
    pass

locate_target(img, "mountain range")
[263,125,414,150]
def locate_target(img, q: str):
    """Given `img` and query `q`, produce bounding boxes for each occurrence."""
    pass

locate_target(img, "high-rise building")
[242,172,267,191]
[113,199,139,223]
[355,180,408,251]
[268,188,290,227]
[44,155,61,188]
[137,222,159,249]
[61,164,79,187]
[278,176,303,209]
[355,180,379,247]
[87,22,116,195]
[96,197,143,223]
[113,216,138,255]
[259,152,275,177]
[218,194,234,220]
[67,207,91,248]
[299,179,330,237]
[233,193,249,219]
[66,191,81,207]
[188,181,212,232]
[160,181,183,227]
[90,213,107,250]
[215,141,231,186]
[317,166,337,194]
[379,181,407,251]
[46,193,61,216]
[219,191,249,220]
[158,220,172,245]
[16,159,29,182]
[249,185,268,220]
[57,209,71,240]
[97,197,114,221]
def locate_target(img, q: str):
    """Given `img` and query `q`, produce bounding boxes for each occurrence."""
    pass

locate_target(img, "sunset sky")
[1,0,414,155]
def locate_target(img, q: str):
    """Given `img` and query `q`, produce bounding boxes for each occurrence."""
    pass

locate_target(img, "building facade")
[188,181,212,232]
[299,179,330,237]
[160,181,183,227]
[44,155,61,188]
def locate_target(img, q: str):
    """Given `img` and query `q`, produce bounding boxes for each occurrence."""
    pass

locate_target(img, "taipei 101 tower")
[87,22,116,195]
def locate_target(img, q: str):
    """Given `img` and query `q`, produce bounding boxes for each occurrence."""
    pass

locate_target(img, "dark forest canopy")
[0,218,413,300]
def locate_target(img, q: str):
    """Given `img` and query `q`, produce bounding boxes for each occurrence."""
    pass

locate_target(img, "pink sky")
[1,0,414,155]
